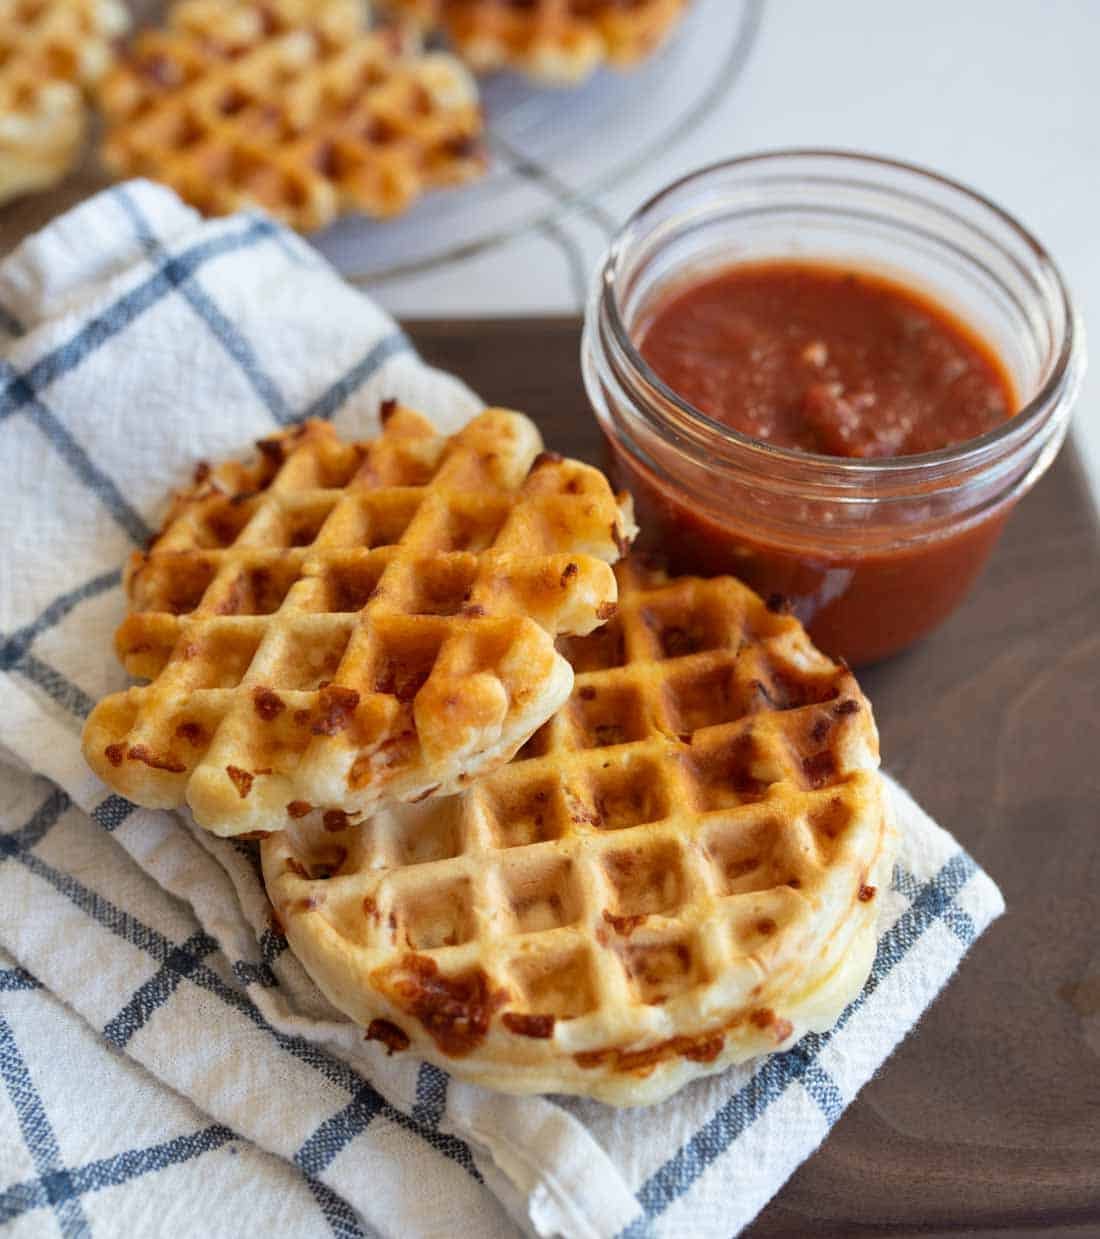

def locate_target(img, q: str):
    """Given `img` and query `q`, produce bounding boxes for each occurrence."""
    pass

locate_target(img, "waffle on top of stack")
[82,406,637,837]
[380,0,690,83]
[264,560,895,1104]
[0,0,129,204]
[98,0,486,231]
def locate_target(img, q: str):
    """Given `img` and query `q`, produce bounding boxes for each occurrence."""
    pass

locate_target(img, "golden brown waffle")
[379,0,689,83]
[0,0,129,204]
[82,406,637,837]
[262,560,896,1105]
[98,0,486,232]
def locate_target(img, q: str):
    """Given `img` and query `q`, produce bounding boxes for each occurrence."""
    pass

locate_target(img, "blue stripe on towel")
[2,790,483,1188]
[0,1123,235,1228]
[0,219,276,418]
[7,383,153,546]
[412,1064,450,1130]
[299,331,412,424]
[103,931,221,1049]
[0,1012,92,1236]
[114,187,293,426]
[10,650,98,719]
[0,966,40,992]
[91,795,137,834]
[0,569,121,670]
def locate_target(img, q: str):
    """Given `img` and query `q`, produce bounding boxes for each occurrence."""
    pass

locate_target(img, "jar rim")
[599,147,1081,474]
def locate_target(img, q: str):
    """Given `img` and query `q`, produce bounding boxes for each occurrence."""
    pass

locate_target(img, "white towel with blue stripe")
[0,181,1005,1239]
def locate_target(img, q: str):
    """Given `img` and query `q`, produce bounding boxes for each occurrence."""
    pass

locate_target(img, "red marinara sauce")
[638,262,1014,458]
[617,262,1020,665]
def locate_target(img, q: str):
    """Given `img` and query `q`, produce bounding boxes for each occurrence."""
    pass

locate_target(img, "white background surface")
[363,0,1099,509]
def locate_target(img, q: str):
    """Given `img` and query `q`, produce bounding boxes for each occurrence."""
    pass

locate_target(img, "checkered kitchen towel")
[0,181,1005,1239]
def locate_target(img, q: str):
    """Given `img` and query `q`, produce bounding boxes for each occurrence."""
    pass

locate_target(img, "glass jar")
[582,150,1085,665]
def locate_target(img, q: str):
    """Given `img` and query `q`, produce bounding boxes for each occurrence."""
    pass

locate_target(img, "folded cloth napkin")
[0,181,1005,1239]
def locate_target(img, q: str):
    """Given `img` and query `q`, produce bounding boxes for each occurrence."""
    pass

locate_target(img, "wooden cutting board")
[409,317,1100,1239]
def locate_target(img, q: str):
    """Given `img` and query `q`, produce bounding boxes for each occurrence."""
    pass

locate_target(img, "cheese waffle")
[83,406,636,837]
[379,0,689,83]
[98,0,486,231]
[262,560,896,1105]
[0,0,129,204]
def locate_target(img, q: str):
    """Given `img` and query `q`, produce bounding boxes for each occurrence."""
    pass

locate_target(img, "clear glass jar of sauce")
[582,150,1085,665]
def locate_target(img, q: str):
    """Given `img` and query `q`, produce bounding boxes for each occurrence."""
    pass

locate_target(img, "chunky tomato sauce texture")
[638,262,1015,458]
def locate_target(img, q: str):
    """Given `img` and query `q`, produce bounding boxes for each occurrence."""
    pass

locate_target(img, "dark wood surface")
[407,318,1100,1239]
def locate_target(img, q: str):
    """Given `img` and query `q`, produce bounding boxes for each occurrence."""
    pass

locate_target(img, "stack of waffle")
[0,0,129,204]
[378,0,690,83]
[98,0,486,231]
[84,403,896,1106]
[0,0,691,219]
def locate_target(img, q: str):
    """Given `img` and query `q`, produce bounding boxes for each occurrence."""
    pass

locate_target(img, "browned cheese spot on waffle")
[96,0,487,231]
[377,0,689,83]
[261,559,897,1105]
[82,405,636,835]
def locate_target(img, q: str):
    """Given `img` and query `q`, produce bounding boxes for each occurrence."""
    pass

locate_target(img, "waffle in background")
[83,406,637,836]
[263,560,896,1105]
[378,0,690,83]
[0,0,129,205]
[98,0,487,231]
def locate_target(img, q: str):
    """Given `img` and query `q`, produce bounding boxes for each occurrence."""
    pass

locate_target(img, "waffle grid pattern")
[83,407,633,836]
[0,0,129,204]
[98,0,486,231]
[380,0,690,83]
[264,564,891,1102]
